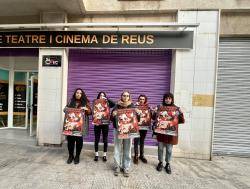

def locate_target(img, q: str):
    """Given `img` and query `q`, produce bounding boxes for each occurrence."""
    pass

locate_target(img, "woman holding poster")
[111,91,139,177]
[133,94,151,164]
[153,92,185,174]
[63,88,91,164]
[92,91,115,162]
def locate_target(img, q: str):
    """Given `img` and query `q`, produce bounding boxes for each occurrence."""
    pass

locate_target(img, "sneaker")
[102,156,107,162]
[114,167,119,176]
[133,155,139,164]
[139,156,148,164]
[165,163,171,174]
[94,156,98,162]
[67,155,74,164]
[156,162,163,172]
[74,155,80,164]
[123,169,129,177]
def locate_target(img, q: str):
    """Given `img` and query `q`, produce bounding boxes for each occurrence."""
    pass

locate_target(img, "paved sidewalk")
[0,141,250,189]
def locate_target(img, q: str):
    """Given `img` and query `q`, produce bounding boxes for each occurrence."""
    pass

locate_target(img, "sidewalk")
[0,137,250,189]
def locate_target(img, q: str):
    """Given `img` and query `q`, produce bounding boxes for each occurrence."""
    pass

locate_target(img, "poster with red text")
[63,108,84,136]
[155,106,179,136]
[136,105,151,130]
[116,108,139,139]
[92,99,110,126]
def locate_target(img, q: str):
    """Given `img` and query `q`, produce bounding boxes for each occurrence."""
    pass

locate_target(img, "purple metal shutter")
[68,49,172,146]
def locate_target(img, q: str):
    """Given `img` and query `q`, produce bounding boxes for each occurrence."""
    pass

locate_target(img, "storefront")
[68,49,172,146]
[0,49,38,135]
[0,10,221,160]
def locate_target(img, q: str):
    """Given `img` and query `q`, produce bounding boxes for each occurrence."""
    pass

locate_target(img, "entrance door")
[13,71,38,130]
[13,72,28,128]
[29,75,38,136]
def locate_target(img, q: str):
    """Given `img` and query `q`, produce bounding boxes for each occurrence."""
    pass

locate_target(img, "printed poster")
[136,105,151,130]
[92,99,110,126]
[63,108,85,136]
[155,106,179,136]
[116,108,139,139]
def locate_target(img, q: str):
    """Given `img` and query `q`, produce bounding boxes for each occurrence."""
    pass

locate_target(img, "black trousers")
[94,125,109,153]
[134,130,147,156]
[67,135,83,157]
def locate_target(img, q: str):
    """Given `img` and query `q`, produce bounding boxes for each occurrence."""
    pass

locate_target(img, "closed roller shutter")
[213,38,250,156]
[68,49,172,146]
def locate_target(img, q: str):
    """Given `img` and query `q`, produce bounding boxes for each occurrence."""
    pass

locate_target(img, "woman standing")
[65,88,91,164]
[133,94,150,164]
[153,92,185,174]
[111,91,136,177]
[93,91,115,162]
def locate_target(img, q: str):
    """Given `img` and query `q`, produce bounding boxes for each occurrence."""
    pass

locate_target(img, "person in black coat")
[64,88,92,164]
[93,91,115,162]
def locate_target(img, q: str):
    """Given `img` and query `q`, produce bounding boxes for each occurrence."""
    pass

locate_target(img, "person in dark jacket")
[133,94,150,164]
[93,91,115,162]
[65,88,92,164]
[111,91,136,177]
[153,92,185,174]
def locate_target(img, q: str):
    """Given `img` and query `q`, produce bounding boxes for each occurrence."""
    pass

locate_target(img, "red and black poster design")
[116,108,139,139]
[155,106,179,136]
[92,99,110,126]
[63,108,85,137]
[136,105,151,130]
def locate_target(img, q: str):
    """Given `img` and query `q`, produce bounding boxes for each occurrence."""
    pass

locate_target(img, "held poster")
[155,106,179,136]
[116,108,139,139]
[63,108,85,137]
[92,99,110,126]
[136,105,151,130]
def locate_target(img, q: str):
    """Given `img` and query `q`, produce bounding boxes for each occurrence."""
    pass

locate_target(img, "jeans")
[134,130,147,156]
[158,142,173,163]
[67,135,83,157]
[113,129,132,171]
[94,125,109,152]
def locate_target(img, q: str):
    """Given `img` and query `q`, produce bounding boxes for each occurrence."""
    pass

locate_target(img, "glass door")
[0,68,9,128]
[13,72,28,128]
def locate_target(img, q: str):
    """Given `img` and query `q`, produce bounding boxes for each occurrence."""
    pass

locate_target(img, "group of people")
[64,88,185,177]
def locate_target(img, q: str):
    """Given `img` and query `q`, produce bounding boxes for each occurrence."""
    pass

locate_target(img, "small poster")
[92,99,110,126]
[116,108,139,139]
[13,84,26,113]
[136,105,151,130]
[63,108,85,136]
[155,106,179,136]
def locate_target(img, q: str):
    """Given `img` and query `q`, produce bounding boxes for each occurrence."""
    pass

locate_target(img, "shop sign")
[0,31,193,49]
[42,55,61,67]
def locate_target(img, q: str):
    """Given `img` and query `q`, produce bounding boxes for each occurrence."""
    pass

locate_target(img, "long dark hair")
[69,88,89,108]
[162,92,174,106]
[97,91,107,99]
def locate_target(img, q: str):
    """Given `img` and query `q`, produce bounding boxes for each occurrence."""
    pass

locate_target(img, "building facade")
[0,0,249,159]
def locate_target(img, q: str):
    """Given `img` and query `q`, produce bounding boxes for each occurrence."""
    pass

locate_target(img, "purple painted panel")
[0,48,38,56]
[68,49,172,146]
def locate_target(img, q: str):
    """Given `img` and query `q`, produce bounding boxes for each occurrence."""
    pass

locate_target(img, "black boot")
[156,162,163,172]
[139,156,148,164]
[74,155,80,164]
[133,154,139,164]
[67,155,74,164]
[94,156,98,161]
[165,163,171,174]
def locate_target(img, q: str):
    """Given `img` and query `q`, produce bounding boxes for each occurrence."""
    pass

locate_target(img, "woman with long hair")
[65,88,91,164]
